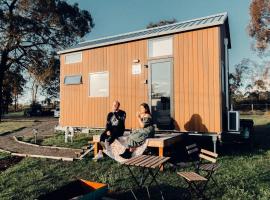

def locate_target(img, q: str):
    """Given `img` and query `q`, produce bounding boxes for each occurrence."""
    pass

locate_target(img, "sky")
[21,0,262,104]
[67,0,261,70]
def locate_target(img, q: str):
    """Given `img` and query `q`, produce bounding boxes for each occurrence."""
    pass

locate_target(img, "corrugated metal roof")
[58,12,229,54]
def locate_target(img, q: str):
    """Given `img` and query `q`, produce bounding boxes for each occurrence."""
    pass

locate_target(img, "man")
[93,100,126,160]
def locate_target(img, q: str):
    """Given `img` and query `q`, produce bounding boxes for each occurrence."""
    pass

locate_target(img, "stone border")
[13,136,81,151]
[0,147,74,162]
[11,153,74,161]
[0,148,11,154]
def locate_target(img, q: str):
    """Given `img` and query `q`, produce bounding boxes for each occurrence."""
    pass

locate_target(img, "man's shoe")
[92,152,103,161]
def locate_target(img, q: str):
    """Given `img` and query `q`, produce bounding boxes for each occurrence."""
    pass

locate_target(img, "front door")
[149,59,173,130]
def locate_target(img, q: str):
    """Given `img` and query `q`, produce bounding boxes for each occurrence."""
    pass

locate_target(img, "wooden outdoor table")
[92,133,183,157]
[122,155,170,200]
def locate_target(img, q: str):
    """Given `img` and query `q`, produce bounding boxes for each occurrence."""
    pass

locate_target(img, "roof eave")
[58,22,226,55]
[58,12,229,55]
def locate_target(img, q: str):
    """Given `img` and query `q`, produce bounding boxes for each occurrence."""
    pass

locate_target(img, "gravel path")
[0,118,79,159]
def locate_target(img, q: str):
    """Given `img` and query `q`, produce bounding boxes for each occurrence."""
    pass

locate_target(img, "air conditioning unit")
[228,111,240,131]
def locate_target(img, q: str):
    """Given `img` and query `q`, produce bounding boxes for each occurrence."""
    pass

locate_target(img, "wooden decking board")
[123,155,146,165]
[129,155,152,165]
[133,156,153,166]
[93,133,182,148]
[178,172,207,181]
[136,156,160,167]
[199,154,216,163]
[150,157,170,168]
[145,157,167,167]
[93,135,101,142]
[123,156,147,165]
[201,149,218,158]
[200,163,219,171]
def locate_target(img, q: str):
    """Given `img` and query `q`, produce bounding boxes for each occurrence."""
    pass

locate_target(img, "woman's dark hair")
[140,103,151,115]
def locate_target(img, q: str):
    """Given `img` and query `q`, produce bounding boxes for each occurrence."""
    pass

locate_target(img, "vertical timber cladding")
[173,26,222,133]
[84,40,148,129]
[60,26,222,132]
[60,53,84,127]
[60,40,148,129]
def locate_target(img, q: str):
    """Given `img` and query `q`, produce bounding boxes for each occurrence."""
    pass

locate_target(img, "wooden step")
[77,145,95,160]
[75,151,83,157]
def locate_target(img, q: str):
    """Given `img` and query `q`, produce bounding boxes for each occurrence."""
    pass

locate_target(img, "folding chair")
[185,143,200,169]
[123,155,170,200]
[177,171,208,199]
[197,149,219,188]
[185,143,219,187]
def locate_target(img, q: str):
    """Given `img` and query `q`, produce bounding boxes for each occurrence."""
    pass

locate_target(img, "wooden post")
[159,147,164,171]
[94,142,99,156]
[159,147,164,157]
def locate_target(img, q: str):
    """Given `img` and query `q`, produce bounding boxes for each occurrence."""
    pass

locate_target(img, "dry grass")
[0,121,34,135]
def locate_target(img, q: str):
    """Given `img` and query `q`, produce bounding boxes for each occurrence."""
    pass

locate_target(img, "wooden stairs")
[75,141,94,160]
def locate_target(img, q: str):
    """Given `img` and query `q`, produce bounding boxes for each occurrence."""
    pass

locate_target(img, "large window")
[89,72,109,97]
[148,36,173,58]
[65,52,82,64]
[64,75,82,85]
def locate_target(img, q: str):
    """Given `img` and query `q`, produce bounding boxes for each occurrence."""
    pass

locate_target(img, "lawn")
[0,121,34,135]
[19,132,94,149]
[0,114,270,199]
[241,113,270,126]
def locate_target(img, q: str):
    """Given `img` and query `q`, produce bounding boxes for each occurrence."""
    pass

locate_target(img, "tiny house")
[58,13,233,147]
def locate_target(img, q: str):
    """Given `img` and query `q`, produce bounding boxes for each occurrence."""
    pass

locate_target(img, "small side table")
[122,155,170,200]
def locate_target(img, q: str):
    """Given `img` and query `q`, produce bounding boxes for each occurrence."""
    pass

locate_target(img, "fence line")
[234,103,270,112]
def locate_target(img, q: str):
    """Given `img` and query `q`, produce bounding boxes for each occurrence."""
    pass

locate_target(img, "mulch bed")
[0,156,23,172]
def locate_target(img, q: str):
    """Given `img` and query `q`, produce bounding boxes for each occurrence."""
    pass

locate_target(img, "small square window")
[148,37,173,58]
[65,52,82,64]
[64,75,82,85]
[89,72,109,97]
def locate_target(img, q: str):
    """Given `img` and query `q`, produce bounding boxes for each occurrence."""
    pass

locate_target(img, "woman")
[120,103,155,159]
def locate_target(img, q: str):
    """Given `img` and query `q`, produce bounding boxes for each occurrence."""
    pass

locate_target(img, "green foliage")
[40,58,60,98]
[0,0,94,119]
[230,58,270,106]
[1,68,26,113]
[0,152,10,159]
[248,0,270,51]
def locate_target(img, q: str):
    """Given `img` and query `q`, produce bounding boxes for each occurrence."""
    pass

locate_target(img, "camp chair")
[186,143,219,187]
[185,143,200,169]
[178,171,208,199]
[197,149,219,188]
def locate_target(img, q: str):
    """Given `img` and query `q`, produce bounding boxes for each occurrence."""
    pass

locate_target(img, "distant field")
[241,114,270,126]
[3,111,24,118]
